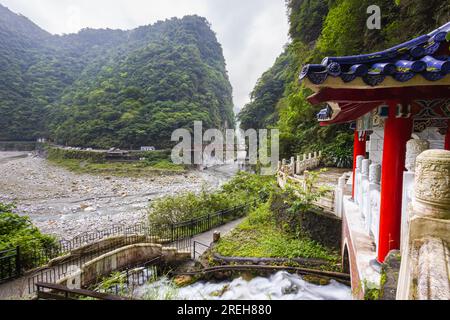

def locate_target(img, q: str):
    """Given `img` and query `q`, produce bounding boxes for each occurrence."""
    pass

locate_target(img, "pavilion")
[300,22,450,298]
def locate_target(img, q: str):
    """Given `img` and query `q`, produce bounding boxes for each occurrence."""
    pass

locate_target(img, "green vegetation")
[0,203,56,269]
[286,169,332,215]
[215,202,338,263]
[0,5,234,148]
[46,146,185,176]
[213,171,340,267]
[239,0,450,164]
[141,278,180,301]
[363,280,382,300]
[148,172,276,225]
[48,158,185,177]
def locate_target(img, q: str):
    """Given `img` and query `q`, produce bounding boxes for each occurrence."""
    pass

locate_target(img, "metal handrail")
[193,241,211,260]
[35,282,129,300]
[1,202,253,283]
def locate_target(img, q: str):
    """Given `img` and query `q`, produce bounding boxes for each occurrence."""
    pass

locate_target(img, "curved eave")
[304,73,450,93]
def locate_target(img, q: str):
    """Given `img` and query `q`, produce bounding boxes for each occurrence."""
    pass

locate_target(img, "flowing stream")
[134,271,352,300]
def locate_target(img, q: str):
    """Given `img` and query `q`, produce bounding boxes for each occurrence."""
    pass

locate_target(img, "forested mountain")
[239,0,450,164]
[0,4,234,148]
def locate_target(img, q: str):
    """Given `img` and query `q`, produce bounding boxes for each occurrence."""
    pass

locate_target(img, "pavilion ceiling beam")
[308,86,450,105]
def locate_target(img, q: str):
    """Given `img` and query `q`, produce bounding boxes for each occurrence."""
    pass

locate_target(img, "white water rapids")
[134,271,352,300]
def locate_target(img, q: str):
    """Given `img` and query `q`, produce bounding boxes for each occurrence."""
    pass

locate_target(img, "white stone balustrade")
[278,151,322,177]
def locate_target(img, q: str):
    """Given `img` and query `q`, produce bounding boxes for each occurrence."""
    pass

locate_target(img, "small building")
[141,146,156,151]
[299,22,450,299]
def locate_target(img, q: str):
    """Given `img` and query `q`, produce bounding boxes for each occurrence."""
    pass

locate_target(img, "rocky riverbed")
[0,152,237,240]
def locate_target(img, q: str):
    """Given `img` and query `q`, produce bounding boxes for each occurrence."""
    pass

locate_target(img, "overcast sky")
[0,0,289,112]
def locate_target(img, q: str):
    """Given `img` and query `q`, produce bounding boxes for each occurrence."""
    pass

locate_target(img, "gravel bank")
[0,152,236,240]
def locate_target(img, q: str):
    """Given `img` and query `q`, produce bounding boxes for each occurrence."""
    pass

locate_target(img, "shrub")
[148,172,276,225]
[322,132,353,168]
[0,203,57,269]
[215,203,338,262]
[47,146,107,163]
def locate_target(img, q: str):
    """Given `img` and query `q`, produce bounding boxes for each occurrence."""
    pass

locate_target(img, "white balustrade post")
[355,155,364,205]
[296,155,301,175]
[369,164,381,247]
[361,159,371,220]
[401,139,430,250]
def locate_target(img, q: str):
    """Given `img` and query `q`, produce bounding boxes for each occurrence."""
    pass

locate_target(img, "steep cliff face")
[239,0,450,162]
[0,5,234,148]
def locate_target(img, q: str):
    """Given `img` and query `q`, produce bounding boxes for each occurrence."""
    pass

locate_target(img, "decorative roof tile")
[301,22,450,87]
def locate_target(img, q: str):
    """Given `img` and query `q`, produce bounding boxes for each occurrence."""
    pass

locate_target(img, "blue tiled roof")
[300,22,450,87]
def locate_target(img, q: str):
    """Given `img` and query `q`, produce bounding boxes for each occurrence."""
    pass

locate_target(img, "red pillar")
[377,103,413,263]
[352,130,366,199]
[445,121,450,151]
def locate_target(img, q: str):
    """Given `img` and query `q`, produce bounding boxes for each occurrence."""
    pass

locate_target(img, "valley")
[0,152,237,240]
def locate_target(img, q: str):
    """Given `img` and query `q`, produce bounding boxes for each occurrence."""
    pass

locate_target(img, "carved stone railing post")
[334,174,348,218]
[355,155,364,205]
[402,139,430,250]
[405,139,430,173]
[290,157,295,175]
[397,150,450,300]
[296,155,301,175]
[369,164,381,246]
[361,159,371,221]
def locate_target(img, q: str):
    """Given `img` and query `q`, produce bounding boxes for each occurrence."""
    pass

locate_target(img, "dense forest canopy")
[0,4,235,149]
[239,0,450,165]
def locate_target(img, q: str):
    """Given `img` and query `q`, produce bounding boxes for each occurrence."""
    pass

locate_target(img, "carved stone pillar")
[361,159,371,222]
[397,149,450,300]
[414,150,450,218]
[402,139,428,251]
[334,174,348,218]
[355,155,365,205]
[405,139,429,173]
[352,130,367,198]
[369,164,382,247]
[290,157,295,176]
[369,163,381,185]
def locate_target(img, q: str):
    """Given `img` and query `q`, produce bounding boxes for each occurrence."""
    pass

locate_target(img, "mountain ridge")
[0,4,234,148]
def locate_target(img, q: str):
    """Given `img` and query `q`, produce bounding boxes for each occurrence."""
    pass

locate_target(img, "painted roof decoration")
[300,22,450,87]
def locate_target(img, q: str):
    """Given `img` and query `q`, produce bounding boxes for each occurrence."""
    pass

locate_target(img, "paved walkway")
[191,218,245,259]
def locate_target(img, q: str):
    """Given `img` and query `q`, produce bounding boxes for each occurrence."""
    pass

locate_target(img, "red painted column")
[352,130,366,199]
[445,121,450,151]
[377,103,413,263]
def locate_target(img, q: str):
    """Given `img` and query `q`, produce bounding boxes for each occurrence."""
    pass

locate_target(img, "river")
[0,151,239,240]
[133,272,351,300]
